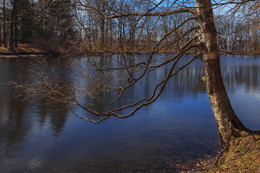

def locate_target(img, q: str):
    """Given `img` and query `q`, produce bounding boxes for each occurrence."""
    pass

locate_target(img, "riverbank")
[192,134,260,172]
[85,48,260,56]
[219,49,260,55]
[0,45,59,58]
[1,45,259,58]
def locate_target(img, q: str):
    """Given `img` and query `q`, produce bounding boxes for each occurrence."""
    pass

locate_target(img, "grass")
[0,44,43,55]
[208,134,260,173]
[220,49,260,55]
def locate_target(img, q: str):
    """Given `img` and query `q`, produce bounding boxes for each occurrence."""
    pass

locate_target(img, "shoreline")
[0,45,59,58]
[204,134,260,172]
[0,49,259,59]
[219,49,260,55]
[84,49,260,56]
[0,52,59,59]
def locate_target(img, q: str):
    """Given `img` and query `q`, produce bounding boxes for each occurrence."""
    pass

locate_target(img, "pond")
[0,54,259,172]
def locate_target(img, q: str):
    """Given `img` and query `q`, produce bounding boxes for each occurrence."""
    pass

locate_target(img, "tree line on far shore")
[0,0,258,53]
[0,0,75,52]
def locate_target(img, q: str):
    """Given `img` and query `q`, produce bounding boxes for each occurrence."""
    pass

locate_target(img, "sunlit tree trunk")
[195,0,248,150]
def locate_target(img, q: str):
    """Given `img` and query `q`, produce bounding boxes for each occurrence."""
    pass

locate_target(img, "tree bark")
[9,21,14,51]
[195,0,248,150]
[14,0,18,48]
[9,0,17,51]
[3,0,7,47]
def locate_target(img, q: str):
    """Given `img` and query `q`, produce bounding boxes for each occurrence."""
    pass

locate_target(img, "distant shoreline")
[0,48,259,59]
[85,48,260,56]
[0,45,59,58]
[219,49,260,55]
[0,52,59,59]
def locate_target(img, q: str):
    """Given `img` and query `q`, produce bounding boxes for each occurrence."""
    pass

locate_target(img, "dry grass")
[220,49,260,55]
[0,44,42,54]
[207,134,260,173]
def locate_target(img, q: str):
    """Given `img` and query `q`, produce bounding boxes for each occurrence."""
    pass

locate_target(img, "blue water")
[0,54,259,172]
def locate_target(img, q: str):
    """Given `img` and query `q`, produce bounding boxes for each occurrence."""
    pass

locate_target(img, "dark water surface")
[0,54,259,172]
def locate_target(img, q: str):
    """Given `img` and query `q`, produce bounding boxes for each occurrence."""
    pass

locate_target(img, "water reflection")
[0,59,70,162]
[79,55,259,108]
[222,66,260,92]
[37,100,69,137]
[0,59,31,160]
[0,55,259,172]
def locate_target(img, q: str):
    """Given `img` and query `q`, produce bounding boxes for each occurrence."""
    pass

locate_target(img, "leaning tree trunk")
[195,0,248,150]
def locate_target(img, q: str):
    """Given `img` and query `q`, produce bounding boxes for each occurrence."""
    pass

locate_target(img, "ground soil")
[189,134,260,173]
[0,44,58,58]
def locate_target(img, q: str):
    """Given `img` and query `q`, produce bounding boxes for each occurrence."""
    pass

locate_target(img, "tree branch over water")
[14,0,260,151]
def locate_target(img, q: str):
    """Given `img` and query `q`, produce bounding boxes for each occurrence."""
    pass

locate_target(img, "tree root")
[215,131,259,167]
[214,149,226,166]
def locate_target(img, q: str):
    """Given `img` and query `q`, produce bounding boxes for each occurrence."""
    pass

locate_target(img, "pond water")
[0,54,259,172]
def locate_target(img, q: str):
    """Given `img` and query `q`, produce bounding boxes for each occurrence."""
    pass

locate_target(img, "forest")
[0,0,258,54]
